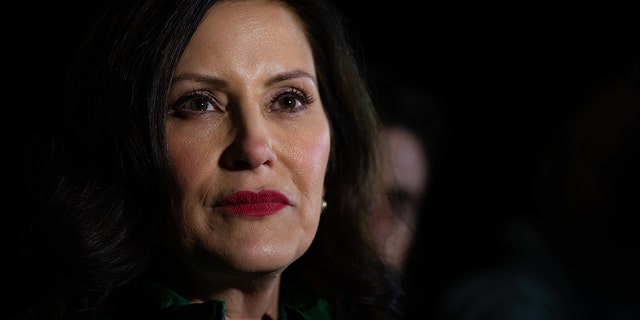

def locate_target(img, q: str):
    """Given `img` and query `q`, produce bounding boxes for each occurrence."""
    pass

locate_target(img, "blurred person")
[368,67,444,274]
[371,125,429,271]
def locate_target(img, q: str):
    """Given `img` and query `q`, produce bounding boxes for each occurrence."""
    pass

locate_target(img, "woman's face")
[165,0,330,275]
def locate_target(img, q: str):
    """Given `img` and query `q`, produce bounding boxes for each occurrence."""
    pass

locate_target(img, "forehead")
[177,0,315,76]
[198,0,305,42]
[381,127,428,191]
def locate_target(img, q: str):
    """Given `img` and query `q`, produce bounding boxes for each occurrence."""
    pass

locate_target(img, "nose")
[220,111,276,170]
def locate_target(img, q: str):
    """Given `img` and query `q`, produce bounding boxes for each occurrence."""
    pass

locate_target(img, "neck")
[151,254,284,320]
[214,280,281,320]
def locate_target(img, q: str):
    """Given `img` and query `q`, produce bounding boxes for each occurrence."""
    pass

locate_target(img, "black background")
[333,2,640,319]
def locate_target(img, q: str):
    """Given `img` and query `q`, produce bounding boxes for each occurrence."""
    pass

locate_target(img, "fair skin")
[163,0,331,319]
[371,126,428,270]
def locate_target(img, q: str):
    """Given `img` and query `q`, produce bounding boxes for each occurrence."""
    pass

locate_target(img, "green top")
[109,278,332,320]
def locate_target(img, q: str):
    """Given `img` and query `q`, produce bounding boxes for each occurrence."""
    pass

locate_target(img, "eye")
[278,95,299,109]
[168,91,220,117]
[187,97,214,111]
[386,189,413,219]
[270,87,314,113]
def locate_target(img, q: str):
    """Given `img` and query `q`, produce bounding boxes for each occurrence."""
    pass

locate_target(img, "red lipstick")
[215,190,289,217]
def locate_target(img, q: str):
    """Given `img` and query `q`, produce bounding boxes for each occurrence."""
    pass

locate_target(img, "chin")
[225,248,302,273]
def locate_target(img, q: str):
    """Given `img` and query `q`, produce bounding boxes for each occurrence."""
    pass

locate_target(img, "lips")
[215,190,290,217]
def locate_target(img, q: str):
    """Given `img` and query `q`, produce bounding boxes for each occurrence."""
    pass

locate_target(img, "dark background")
[7,1,639,319]
[333,1,640,319]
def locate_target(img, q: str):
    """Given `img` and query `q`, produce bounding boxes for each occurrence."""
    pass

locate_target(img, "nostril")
[220,147,249,171]
[219,136,276,170]
[222,157,252,171]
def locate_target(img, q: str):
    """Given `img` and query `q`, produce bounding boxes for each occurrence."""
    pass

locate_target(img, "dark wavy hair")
[7,0,403,319]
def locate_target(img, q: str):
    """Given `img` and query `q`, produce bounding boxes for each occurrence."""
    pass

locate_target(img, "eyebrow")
[265,70,316,86]
[171,69,316,87]
[172,73,229,88]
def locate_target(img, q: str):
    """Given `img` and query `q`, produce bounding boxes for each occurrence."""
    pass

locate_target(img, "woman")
[7,0,403,319]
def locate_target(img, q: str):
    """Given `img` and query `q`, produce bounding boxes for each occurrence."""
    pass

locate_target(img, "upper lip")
[215,190,290,206]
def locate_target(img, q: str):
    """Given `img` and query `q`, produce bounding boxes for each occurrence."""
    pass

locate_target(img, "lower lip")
[218,203,287,217]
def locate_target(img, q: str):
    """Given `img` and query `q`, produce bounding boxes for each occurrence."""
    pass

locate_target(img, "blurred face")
[372,126,428,270]
[165,0,330,276]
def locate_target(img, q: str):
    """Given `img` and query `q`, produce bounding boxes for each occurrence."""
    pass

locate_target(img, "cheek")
[291,123,331,191]
[166,118,227,189]
[166,131,213,192]
[168,138,192,186]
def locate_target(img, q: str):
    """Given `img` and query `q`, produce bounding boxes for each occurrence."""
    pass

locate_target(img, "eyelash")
[269,87,314,113]
[167,87,315,118]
